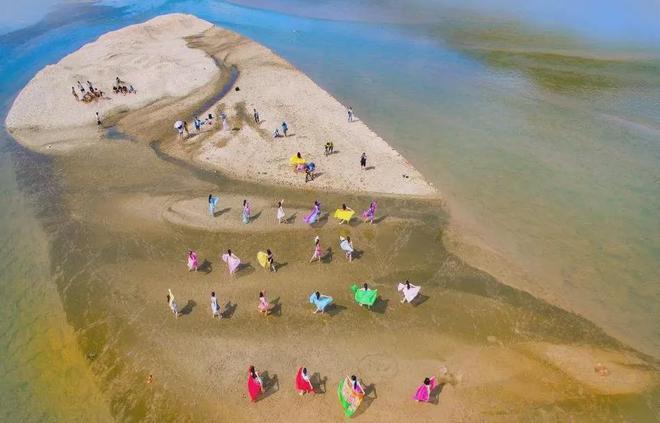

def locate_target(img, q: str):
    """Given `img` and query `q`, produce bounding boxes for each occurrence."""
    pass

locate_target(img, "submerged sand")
[5,13,658,422]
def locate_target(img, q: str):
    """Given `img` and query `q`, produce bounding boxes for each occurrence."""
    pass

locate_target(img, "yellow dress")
[289,155,306,166]
[257,251,269,269]
[334,208,355,222]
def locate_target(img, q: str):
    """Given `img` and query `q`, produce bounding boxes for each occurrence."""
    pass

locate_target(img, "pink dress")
[222,253,241,274]
[258,296,269,312]
[187,251,198,271]
[413,377,436,402]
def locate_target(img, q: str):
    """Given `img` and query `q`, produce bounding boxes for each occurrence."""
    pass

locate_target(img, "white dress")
[277,206,286,220]
[211,296,220,316]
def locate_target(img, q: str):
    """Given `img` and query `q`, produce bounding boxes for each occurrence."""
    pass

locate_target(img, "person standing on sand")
[310,236,322,263]
[258,291,270,316]
[295,367,315,395]
[413,377,437,403]
[347,106,354,122]
[77,81,85,93]
[242,199,251,224]
[362,200,377,224]
[194,116,202,132]
[221,113,229,131]
[208,194,219,216]
[360,152,367,170]
[266,249,277,272]
[71,87,79,101]
[309,291,333,313]
[340,236,354,262]
[281,121,288,137]
[276,200,286,224]
[247,366,265,401]
[187,250,198,272]
[253,108,260,123]
[211,291,221,318]
[167,289,179,318]
[222,249,241,275]
[304,201,321,225]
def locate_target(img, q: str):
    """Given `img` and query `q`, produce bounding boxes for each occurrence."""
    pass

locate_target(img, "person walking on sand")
[258,291,270,316]
[221,113,229,131]
[208,194,219,216]
[276,200,286,224]
[222,249,241,275]
[310,236,322,263]
[413,377,437,403]
[174,121,184,139]
[303,201,321,225]
[267,249,277,272]
[96,112,101,126]
[347,106,354,122]
[194,116,202,132]
[398,280,421,304]
[77,81,85,93]
[211,291,222,318]
[362,200,378,224]
[247,366,265,402]
[360,152,367,170]
[340,236,353,262]
[71,87,79,101]
[187,250,198,272]
[242,199,251,224]
[296,367,315,395]
[309,291,333,314]
[253,108,260,124]
[167,289,179,318]
[281,121,288,137]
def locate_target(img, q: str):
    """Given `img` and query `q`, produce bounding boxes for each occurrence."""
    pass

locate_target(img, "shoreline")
[2,11,650,419]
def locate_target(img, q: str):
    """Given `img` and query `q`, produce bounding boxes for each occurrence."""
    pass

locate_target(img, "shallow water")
[0,0,659,420]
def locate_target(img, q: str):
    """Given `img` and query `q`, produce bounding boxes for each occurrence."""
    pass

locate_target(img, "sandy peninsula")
[6,14,435,197]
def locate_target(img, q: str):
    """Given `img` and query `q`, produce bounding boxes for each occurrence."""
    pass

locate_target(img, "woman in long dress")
[413,377,437,402]
[339,236,353,262]
[309,291,333,313]
[167,289,179,318]
[334,203,355,225]
[222,249,241,274]
[242,199,251,224]
[211,291,221,319]
[208,194,219,216]
[258,291,270,316]
[309,236,322,263]
[247,366,264,402]
[187,250,198,272]
[361,200,377,224]
[295,367,315,395]
[397,280,421,304]
[303,201,321,225]
[276,200,286,224]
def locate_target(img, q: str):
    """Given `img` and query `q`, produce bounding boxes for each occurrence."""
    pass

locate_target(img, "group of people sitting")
[71,80,105,103]
[290,152,316,182]
[112,76,136,95]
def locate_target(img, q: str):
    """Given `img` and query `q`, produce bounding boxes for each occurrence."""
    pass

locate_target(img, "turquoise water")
[0,0,658,419]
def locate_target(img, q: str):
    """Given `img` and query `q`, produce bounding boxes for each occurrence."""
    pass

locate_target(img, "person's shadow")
[372,298,389,314]
[260,372,279,400]
[181,300,196,315]
[222,301,237,318]
[285,213,297,224]
[429,382,447,405]
[198,260,212,274]
[326,303,346,317]
[321,247,333,263]
[270,297,282,317]
[311,372,328,394]
[251,210,263,221]
[352,383,377,417]
[214,207,231,217]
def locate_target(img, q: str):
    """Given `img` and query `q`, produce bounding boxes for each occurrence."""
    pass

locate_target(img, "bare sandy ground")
[6,14,435,197]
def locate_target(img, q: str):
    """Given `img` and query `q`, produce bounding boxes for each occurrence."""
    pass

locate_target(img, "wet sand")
[4,13,659,422]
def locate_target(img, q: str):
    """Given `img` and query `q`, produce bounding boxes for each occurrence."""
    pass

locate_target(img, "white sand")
[189,27,436,196]
[7,14,436,197]
[5,14,216,143]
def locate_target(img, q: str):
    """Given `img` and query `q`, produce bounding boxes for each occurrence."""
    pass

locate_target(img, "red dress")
[295,367,314,393]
